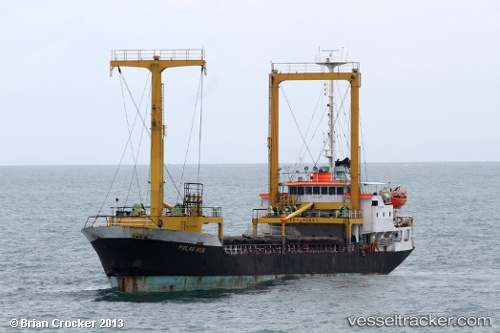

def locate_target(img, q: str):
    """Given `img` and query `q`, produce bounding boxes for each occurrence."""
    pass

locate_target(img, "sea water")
[0,163,498,332]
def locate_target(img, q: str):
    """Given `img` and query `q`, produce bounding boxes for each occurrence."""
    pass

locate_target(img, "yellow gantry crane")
[268,67,361,209]
[254,61,362,240]
[108,49,223,238]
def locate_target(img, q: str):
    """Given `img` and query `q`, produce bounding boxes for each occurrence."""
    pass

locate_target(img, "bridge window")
[305,187,312,195]
[313,187,320,195]
[321,187,328,195]
[337,187,344,195]
[329,187,336,195]
[289,187,297,195]
[298,187,304,195]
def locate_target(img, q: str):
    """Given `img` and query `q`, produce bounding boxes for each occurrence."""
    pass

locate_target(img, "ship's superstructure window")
[288,185,346,197]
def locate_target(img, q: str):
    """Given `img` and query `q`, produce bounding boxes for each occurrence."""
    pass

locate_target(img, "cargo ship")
[82,49,414,292]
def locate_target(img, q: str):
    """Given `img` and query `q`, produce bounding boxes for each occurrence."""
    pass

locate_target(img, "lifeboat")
[391,190,407,209]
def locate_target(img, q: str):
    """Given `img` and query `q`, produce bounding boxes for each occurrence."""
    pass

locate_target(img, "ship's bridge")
[286,181,347,203]
[259,179,349,209]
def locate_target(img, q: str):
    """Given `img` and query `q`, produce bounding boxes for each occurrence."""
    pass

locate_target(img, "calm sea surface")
[1,163,499,332]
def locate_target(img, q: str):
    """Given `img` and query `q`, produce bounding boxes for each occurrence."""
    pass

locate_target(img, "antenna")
[316,48,347,172]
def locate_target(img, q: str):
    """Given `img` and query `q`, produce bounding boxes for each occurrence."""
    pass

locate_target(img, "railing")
[83,205,222,228]
[170,206,222,218]
[85,215,110,228]
[377,238,394,247]
[223,243,360,255]
[253,208,269,219]
[253,208,363,219]
[347,209,363,219]
[109,204,221,218]
[112,205,150,217]
[84,215,158,228]
[111,49,205,61]
[271,61,360,75]
[243,225,301,238]
[394,216,414,227]
[293,194,346,203]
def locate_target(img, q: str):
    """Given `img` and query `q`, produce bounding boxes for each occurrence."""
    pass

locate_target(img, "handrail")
[394,216,414,227]
[111,49,205,61]
[84,205,222,228]
[223,242,361,255]
[271,61,360,74]
[253,207,363,219]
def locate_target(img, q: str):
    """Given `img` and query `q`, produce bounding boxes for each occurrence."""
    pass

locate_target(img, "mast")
[316,49,347,173]
[110,49,206,226]
[327,70,335,172]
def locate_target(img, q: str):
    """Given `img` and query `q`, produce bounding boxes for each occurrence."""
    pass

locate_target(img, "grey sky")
[1,1,499,166]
